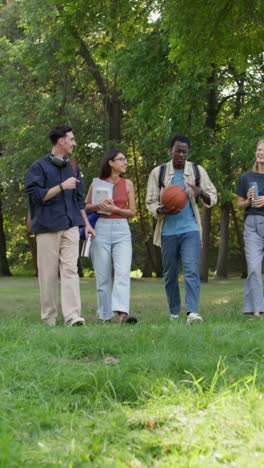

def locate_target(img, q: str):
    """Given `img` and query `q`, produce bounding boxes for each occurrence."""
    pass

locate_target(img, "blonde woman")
[236,139,264,317]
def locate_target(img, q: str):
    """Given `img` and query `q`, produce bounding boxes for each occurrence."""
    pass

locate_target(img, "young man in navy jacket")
[25,126,95,326]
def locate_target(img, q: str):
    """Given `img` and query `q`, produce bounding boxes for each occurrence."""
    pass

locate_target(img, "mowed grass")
[0,277,264,467]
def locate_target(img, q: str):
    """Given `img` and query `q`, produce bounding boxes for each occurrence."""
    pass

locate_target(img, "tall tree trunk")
[200,206,212,282]
[200,64,218,281]
[106,91,122,142]
[0,190,11,276]
[206,65,218,129]
[230,204,247,278]
[131,142,162,277]
[77,35,122,142]
[216,203,231,279]
[142,239,162,278]
[26,235,38,276]
[26,210,38,276]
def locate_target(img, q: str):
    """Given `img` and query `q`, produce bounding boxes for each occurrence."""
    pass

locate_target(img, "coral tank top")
[99,177,128,219]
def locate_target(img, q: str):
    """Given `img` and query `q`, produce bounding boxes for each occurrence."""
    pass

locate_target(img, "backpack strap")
[191,162,200,203]
[192,162,200,187]
[69,160,78,201]
[158,163,166,189]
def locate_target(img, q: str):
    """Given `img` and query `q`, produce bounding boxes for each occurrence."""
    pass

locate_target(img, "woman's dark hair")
[99,149,120,179]
[170,135,191,150]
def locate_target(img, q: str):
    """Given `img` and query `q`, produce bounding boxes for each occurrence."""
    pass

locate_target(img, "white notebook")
[92,178,114,215]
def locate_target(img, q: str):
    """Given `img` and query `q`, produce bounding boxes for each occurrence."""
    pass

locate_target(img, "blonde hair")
[252,139,264,172]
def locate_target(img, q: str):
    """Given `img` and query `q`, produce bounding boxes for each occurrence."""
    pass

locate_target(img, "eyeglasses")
[113,157,127,162]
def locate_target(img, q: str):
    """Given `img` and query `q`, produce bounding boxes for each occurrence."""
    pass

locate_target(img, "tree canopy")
[1,0,264,276]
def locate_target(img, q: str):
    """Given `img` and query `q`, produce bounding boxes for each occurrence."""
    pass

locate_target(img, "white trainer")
[187,313,203,324]
[45,320,56,327]
[66,317,85,327]
[170,314,179,320]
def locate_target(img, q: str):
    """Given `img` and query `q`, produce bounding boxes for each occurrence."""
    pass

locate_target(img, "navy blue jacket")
[25,154,85,234]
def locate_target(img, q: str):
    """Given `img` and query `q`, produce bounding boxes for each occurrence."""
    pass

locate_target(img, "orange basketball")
[161,185,188,213]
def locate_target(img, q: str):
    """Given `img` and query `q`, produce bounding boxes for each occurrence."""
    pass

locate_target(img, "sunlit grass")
[0,277,263,466]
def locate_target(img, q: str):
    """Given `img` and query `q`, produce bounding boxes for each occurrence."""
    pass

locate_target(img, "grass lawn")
[0,277,264,467]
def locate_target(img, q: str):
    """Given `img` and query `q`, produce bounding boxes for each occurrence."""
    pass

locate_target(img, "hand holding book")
[97,199,117,214]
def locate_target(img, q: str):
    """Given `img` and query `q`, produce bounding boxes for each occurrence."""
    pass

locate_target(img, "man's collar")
[168,159,192,175]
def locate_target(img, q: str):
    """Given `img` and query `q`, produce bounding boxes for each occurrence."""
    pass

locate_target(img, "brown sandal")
[117,312,138,324]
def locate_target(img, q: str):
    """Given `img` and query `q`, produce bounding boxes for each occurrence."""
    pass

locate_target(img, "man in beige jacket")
[146,135,217,323]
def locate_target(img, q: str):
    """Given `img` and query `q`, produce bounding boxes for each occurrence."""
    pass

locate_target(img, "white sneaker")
[48,321,56,327]
[187,313,203,324]
[66,317,85,327]
[43,319,56,326]
[170,314,179,320]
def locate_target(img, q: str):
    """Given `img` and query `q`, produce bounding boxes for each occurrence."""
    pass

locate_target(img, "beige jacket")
[145,160,217,246]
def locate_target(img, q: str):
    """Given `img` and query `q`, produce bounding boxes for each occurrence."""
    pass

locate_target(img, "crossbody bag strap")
[69,159,77,177]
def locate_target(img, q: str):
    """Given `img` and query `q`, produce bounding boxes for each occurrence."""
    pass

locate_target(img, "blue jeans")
[161,231,200,315]
[91,218,132,320]
[243,215,264,313]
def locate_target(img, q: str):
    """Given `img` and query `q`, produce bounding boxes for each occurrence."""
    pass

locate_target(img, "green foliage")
[1,0,264,276]
[152,1,263,209]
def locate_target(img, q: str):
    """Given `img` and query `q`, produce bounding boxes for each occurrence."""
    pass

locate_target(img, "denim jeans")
[91,218,132,320]
[161,231,200,315]
[243,215,264,313]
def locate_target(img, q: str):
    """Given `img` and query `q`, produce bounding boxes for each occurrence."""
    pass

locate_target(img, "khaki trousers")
[36,227,81,324]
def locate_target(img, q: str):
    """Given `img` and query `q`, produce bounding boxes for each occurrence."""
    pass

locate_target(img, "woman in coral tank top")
[85,149,137,323]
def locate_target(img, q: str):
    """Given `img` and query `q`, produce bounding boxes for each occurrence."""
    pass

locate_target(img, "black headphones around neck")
[49,153,69,168]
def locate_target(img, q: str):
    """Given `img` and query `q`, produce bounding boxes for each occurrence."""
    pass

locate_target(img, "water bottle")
[81,234,92,257]
[250,182,259,201]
